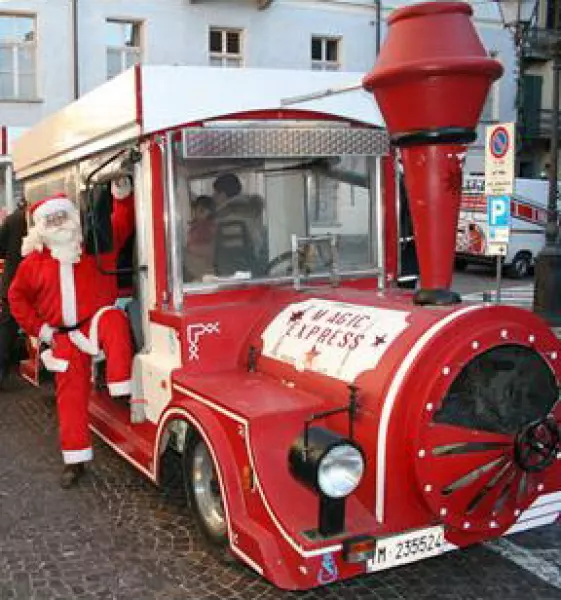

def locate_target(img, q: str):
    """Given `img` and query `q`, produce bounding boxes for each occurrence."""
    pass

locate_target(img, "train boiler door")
[412,344,560,537]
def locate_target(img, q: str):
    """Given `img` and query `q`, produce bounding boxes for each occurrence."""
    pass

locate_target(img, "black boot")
[60,463,86,489]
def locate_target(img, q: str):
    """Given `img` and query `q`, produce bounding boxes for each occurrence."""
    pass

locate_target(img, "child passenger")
[185,195,217,281]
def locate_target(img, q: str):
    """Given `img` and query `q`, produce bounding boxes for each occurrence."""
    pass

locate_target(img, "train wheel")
[413,345,560,536]
[184,433,228,546]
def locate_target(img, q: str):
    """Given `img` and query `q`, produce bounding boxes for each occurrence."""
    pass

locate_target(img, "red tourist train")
[11,2,561,590]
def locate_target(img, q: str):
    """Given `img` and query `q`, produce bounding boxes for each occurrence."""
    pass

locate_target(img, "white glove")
[111,177,133,200]
[39,323,55,345]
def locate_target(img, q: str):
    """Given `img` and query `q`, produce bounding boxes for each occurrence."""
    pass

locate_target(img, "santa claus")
[8,178,135,488]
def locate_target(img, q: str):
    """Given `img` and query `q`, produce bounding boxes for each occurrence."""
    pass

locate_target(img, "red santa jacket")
[8,193,135,341]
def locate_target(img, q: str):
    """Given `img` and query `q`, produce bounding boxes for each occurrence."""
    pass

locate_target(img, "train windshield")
[171,131,383,291]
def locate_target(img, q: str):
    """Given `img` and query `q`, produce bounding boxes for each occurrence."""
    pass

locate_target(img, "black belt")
[56,316,92,334]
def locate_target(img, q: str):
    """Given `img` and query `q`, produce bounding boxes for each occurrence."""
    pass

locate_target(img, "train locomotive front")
[227,286,560,586]
[172,2,561,588]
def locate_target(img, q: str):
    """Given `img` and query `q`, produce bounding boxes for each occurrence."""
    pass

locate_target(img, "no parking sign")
[484,123,515,196]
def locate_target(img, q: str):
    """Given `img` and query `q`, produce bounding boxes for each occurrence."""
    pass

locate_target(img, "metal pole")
[495,253,503,303]
[514,24,524,171]
[547,49,560,245]
[71,0,79,99]
[533,0,561,324]
[376,1,381,57]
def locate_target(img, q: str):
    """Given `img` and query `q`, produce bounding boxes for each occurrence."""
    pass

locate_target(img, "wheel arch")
[154,400,250,536]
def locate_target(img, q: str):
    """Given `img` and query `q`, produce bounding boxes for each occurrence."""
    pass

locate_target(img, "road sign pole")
[533,33,561,325]
[485,124,514,308]
[495,254,502,304]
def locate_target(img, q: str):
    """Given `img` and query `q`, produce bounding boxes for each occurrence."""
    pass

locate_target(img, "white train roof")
[13,65,384,179]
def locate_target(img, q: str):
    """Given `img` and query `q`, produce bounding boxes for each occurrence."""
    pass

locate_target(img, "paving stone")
[0,377,559,599]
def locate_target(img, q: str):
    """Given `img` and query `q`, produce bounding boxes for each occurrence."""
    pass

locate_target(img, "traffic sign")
[487,194,511,256]
[485,122,515,196]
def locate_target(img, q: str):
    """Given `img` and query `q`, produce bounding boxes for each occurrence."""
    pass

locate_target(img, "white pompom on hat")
[30,193,77,221]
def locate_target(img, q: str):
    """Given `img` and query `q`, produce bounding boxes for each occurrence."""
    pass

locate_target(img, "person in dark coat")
[0,198,28,387]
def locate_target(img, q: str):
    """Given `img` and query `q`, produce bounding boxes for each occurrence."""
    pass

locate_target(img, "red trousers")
[54,308,133,464]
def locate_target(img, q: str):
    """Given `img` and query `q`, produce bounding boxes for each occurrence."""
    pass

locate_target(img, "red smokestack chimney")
[363,2,503,305]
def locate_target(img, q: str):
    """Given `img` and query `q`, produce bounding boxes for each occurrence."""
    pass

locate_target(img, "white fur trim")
[68,330,98,356]
[58,263,106,356]
[33,197,76,221]
[40,348,69,372]
[21,225,44,256]
[59,262,77,326]
[39,323,55,344]
[68,306,120,357]
[63,448,93,464]
[108,380,132,396]
[88,306,119,352]
[111,177,132,200]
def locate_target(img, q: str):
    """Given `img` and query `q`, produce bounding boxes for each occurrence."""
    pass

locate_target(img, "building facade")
[0,0,516,210]
[516,0,561,179]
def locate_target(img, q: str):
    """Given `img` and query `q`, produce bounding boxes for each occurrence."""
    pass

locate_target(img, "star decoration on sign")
[304,346,321,369]
[289,310,306,322]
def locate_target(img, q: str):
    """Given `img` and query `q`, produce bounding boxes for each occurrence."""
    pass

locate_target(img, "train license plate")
[366,525,445,572]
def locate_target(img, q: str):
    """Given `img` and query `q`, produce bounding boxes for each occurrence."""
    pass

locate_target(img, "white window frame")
[106,19,142,80]
[208,27,243,67]
[0,13,36,100]
[311,35,341,71]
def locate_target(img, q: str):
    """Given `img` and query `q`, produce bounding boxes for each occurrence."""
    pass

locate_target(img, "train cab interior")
[172,136,386,296]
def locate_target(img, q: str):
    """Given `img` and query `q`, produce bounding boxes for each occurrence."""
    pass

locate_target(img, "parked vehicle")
[12,64,561,590]
[456,175,550,278]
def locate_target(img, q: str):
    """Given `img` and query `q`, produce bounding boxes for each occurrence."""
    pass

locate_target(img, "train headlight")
[289,426,365,536]
[317,444,364,499]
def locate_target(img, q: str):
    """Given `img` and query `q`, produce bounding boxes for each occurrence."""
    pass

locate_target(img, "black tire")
[507,252,532,279]
[183,432,228,547]
[454,258,468,271]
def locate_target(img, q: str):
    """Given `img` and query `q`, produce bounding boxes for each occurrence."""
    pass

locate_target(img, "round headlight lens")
[317,444,364,498]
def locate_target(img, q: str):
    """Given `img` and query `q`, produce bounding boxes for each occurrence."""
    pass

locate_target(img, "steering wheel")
[264,243,334,277]
[265,251,294,276]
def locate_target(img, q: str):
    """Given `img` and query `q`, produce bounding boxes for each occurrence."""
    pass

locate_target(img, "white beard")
[47,237,82,264]
[22,213,83,264]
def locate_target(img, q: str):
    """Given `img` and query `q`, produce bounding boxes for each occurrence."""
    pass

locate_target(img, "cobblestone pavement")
[0,377,560,600]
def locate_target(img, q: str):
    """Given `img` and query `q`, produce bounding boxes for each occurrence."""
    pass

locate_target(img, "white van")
[455,175,549,278]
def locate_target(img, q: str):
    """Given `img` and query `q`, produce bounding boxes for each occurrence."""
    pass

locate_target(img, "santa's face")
[40,210,80,247]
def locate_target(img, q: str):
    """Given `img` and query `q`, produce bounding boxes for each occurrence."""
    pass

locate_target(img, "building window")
[0,14,36,100]
[209,28,243,67]
[106,20,142,79]
[311,36,340,71]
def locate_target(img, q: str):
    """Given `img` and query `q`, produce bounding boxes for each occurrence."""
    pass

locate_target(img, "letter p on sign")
[491,199,505,224]
[488,195,510,228]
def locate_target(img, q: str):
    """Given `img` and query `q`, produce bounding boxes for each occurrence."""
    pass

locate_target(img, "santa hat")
[30,193,77,222]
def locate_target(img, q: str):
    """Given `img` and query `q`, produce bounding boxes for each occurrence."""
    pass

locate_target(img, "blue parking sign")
[487,195,510,228]
[487,195,511,249]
